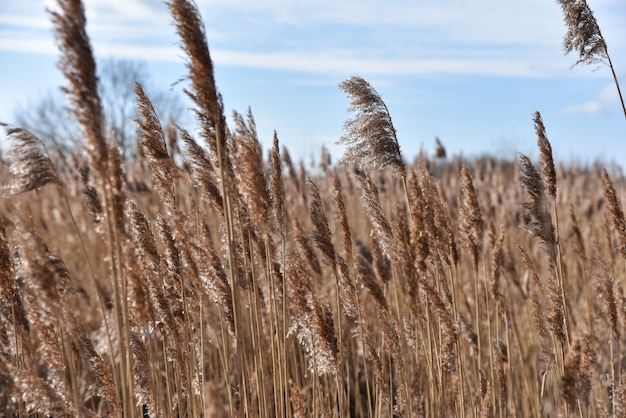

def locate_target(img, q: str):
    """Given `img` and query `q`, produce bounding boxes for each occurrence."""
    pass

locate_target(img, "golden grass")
[2,0,626,417]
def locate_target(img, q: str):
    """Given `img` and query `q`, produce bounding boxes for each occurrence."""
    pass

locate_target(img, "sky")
[0,0,625,168]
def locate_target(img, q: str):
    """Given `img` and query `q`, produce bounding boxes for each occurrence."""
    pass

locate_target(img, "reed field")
[2,0,626,416]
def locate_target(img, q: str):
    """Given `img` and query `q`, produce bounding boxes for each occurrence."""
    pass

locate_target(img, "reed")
[2,0,626,416]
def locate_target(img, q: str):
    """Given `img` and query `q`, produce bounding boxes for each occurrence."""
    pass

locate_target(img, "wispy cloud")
[562,83,621,116]
[1,0,625,78]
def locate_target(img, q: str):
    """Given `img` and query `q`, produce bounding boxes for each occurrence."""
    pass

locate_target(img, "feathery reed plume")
[79,165,103,224]
[308,180,337,272]
[458,166,484,273]
[289,379,307,418]
[356,255,387,312]
[195,219,235,337]
[168,0,227,158]
[602,169,626,260]
[125,200,182,364]
[331,175,353,265]
[595,243,619,340]
[518,154,556,266]
[269,132,286,233]
[603,212,615,266]
[419,168,458,267]
[434,136,446,159]
[489,224,505,314]
[180,127,224,216]
[127,330,156,416]
[562,337,586,410]
[534,112,556,199]
[79,330,123,416]
[0,215,29,342]
[232,109,269,231]
[0,357,75,417]
[407,171,429,274]
[357,254,402,377]
[155,215,184,318]
[480,371,493,418]
[292,219,322,276]
[135,82,179,211]
[556,0,625,118]
[2,125,58,195]
[393,205,417,296]
[286,251,339,376]
[50,0,108,176]
[104,131,127,228]
[355,170,396,262]
[370,234,392,284]
[338,76,406,178]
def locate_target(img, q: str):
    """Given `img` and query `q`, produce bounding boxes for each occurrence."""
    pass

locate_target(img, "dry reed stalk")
[535,112,556,200]
[292,218,322,278]
[50,0,108,177]
[489,224,505,315]
[135,82,180,212]
[407,171,428,276]
[556,0,625,118]
[419,168,458,269]
[535,112,571,349]
[569,204,586,260]
[180,127,224,216]
[79,330,124,416]
[518,154,557,267]
[562,337,584,412]
[480,371,493,418]
[125,201,184,370]
[332,175,353,267]
[285,251,339,377]
[602,169,626,261]
[369,234,392,285]
[167,0,227,160]
[52,0,132,404]
[155,215,185,325]
[0,356,76,417]
[195,220,235,337]
[0,214,29,358]
[13,211,122,416]
[79,165,103,224]
[519,246,549,343]
[393,205,418,300]
[232,109,269,233]
[167,7,242,402]
[458,166,484,275]
[289,379,307,418]
[270,132,286,235]
[355,170,396,263]
[337,76,406,179]
[308,180,338,273]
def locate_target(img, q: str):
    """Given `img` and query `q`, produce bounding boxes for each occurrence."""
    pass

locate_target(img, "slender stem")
[607,55,626,120]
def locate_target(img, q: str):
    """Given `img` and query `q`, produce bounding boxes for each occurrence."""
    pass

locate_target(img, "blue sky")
[1,0,625,168]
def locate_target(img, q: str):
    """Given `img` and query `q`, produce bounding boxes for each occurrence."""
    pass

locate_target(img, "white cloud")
[562,82,621,116]
[563,101,607,116]
[1,0,625,78]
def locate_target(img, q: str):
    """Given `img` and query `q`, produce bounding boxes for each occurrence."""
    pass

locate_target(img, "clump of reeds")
[4,0,626,417]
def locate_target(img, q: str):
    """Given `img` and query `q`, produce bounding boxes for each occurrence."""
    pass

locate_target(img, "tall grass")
[1,0,626,416]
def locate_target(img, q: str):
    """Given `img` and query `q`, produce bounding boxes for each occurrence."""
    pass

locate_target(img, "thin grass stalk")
[2,124,118,390]
[556,0,626,118]
[51,0,135,413]
[535,112,571,350]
